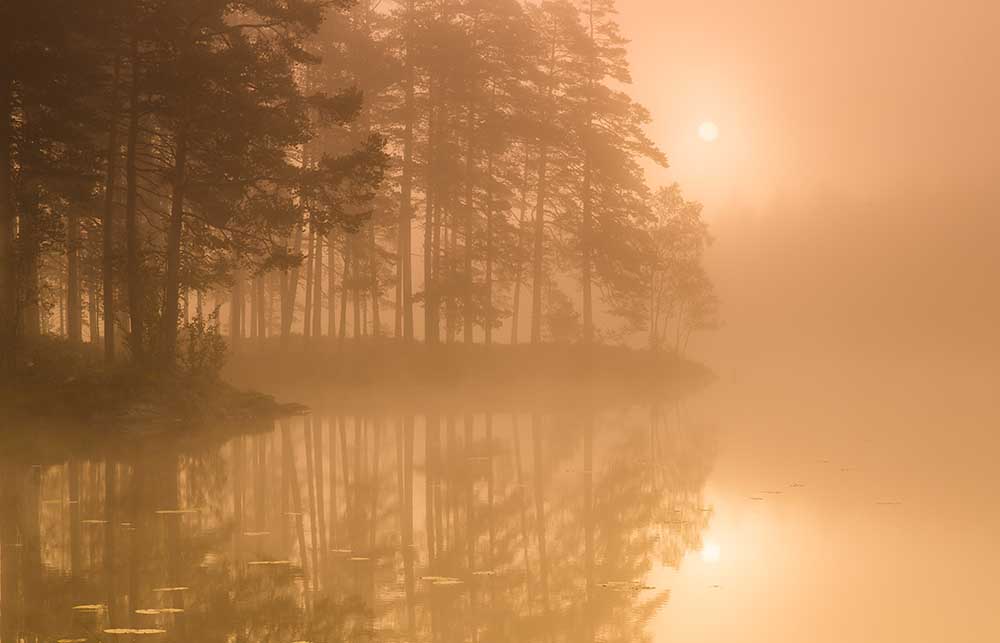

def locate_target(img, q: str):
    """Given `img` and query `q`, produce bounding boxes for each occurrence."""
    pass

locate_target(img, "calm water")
[2,359,998,642]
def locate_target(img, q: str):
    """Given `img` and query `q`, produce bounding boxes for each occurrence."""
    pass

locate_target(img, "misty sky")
[620,0,1000,202]
[615,0,1000,365]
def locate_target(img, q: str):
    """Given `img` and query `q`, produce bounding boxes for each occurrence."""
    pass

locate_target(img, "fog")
[3,1,999,641]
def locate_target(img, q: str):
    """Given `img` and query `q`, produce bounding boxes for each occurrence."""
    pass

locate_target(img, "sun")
[698,121,719,142]
[701,541,721,563]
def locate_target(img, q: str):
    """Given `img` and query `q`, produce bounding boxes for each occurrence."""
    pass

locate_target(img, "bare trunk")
[0,71,13,372]
[303,225,315,339]
[255,276,265,340]
[352,236,361,338]
[312,230,323,339]
[160,126,188,364]
[423,79,439,345]
[249,275,258,339]
[327,232,336,340]
[338,240,348,339]
[398,2,415,340]
[484,136,495,345]
[89,282,101,344]
[67,208,82,342]
[581,147,594,343]
[581,8,596,344]
[530,145,547,345]
[463,110,476,344]
[125,24,143,361]
[280,224,304,346]
[369,221,380,338]
[103,54,122,362]
[510,151,529,345]
[230,272,243,352]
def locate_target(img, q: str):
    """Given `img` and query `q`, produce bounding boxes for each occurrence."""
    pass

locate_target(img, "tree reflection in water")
[0,401,714,643]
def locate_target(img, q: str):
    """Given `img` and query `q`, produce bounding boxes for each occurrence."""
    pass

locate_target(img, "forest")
[0,0,718,386]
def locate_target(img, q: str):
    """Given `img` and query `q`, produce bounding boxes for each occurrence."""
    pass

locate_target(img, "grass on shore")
[1,337,291,433]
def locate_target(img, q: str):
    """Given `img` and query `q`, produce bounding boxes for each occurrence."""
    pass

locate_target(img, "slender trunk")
[230,272,242,352]
[255,276,265,341]
[484,123,495,344]
[103,54,122,362]
[531,38,558,345]
[19,215,40,338]
[338,240,348,339]
[312,230,323,340]
[423,78,439,345]
[0,65,14,371]
[352,236,361,338]
[463,109,476,344]
[530,143,547,345]
[368,221,380,337]
[280,225,304,345]
[398,2,415,340]
[303,225,315,339]
[327,232,336,340]
[160,125,188,364]
[125,23,143,361]
[249,275,257,340]
[89,282,101,344]
[67,208,82,342]
[581,147,594,343]
[581,6,599,343]
[510,151,529,345]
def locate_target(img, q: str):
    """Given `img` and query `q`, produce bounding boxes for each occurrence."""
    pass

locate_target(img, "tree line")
[0,0,718,375]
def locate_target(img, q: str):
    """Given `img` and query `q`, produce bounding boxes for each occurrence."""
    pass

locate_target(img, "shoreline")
[2,337,712,433]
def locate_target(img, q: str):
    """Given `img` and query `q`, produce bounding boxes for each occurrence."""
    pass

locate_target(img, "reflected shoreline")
[0,400,715,643]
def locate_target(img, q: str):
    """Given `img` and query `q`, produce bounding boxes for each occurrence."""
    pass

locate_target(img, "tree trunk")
[125,24,143,362]
[230,272,243,352]
[352,235,361,338]
[20,213,40,339]
[249,275,258,340]
[313,230,323,340]
[398,1,415,341]
[423,78,439,345]
[160,126,188,364]
[484,138,495,345]
[303,225,315,339]
[510,151,529,345]
[255,276,265,340]
[463,109,476,344]
[280,224,304,346]
[89,282,101,344]
[67,208,82,343]
[581,8,596,344]
[338,240,348,339]
[368,221,380,338]
[530,143,548,345]
[327,232,336,340]
[0,64,14,372]
[103,54,122,362]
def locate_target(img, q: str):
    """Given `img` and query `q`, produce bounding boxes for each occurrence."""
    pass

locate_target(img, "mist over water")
[4,0,1000,640]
